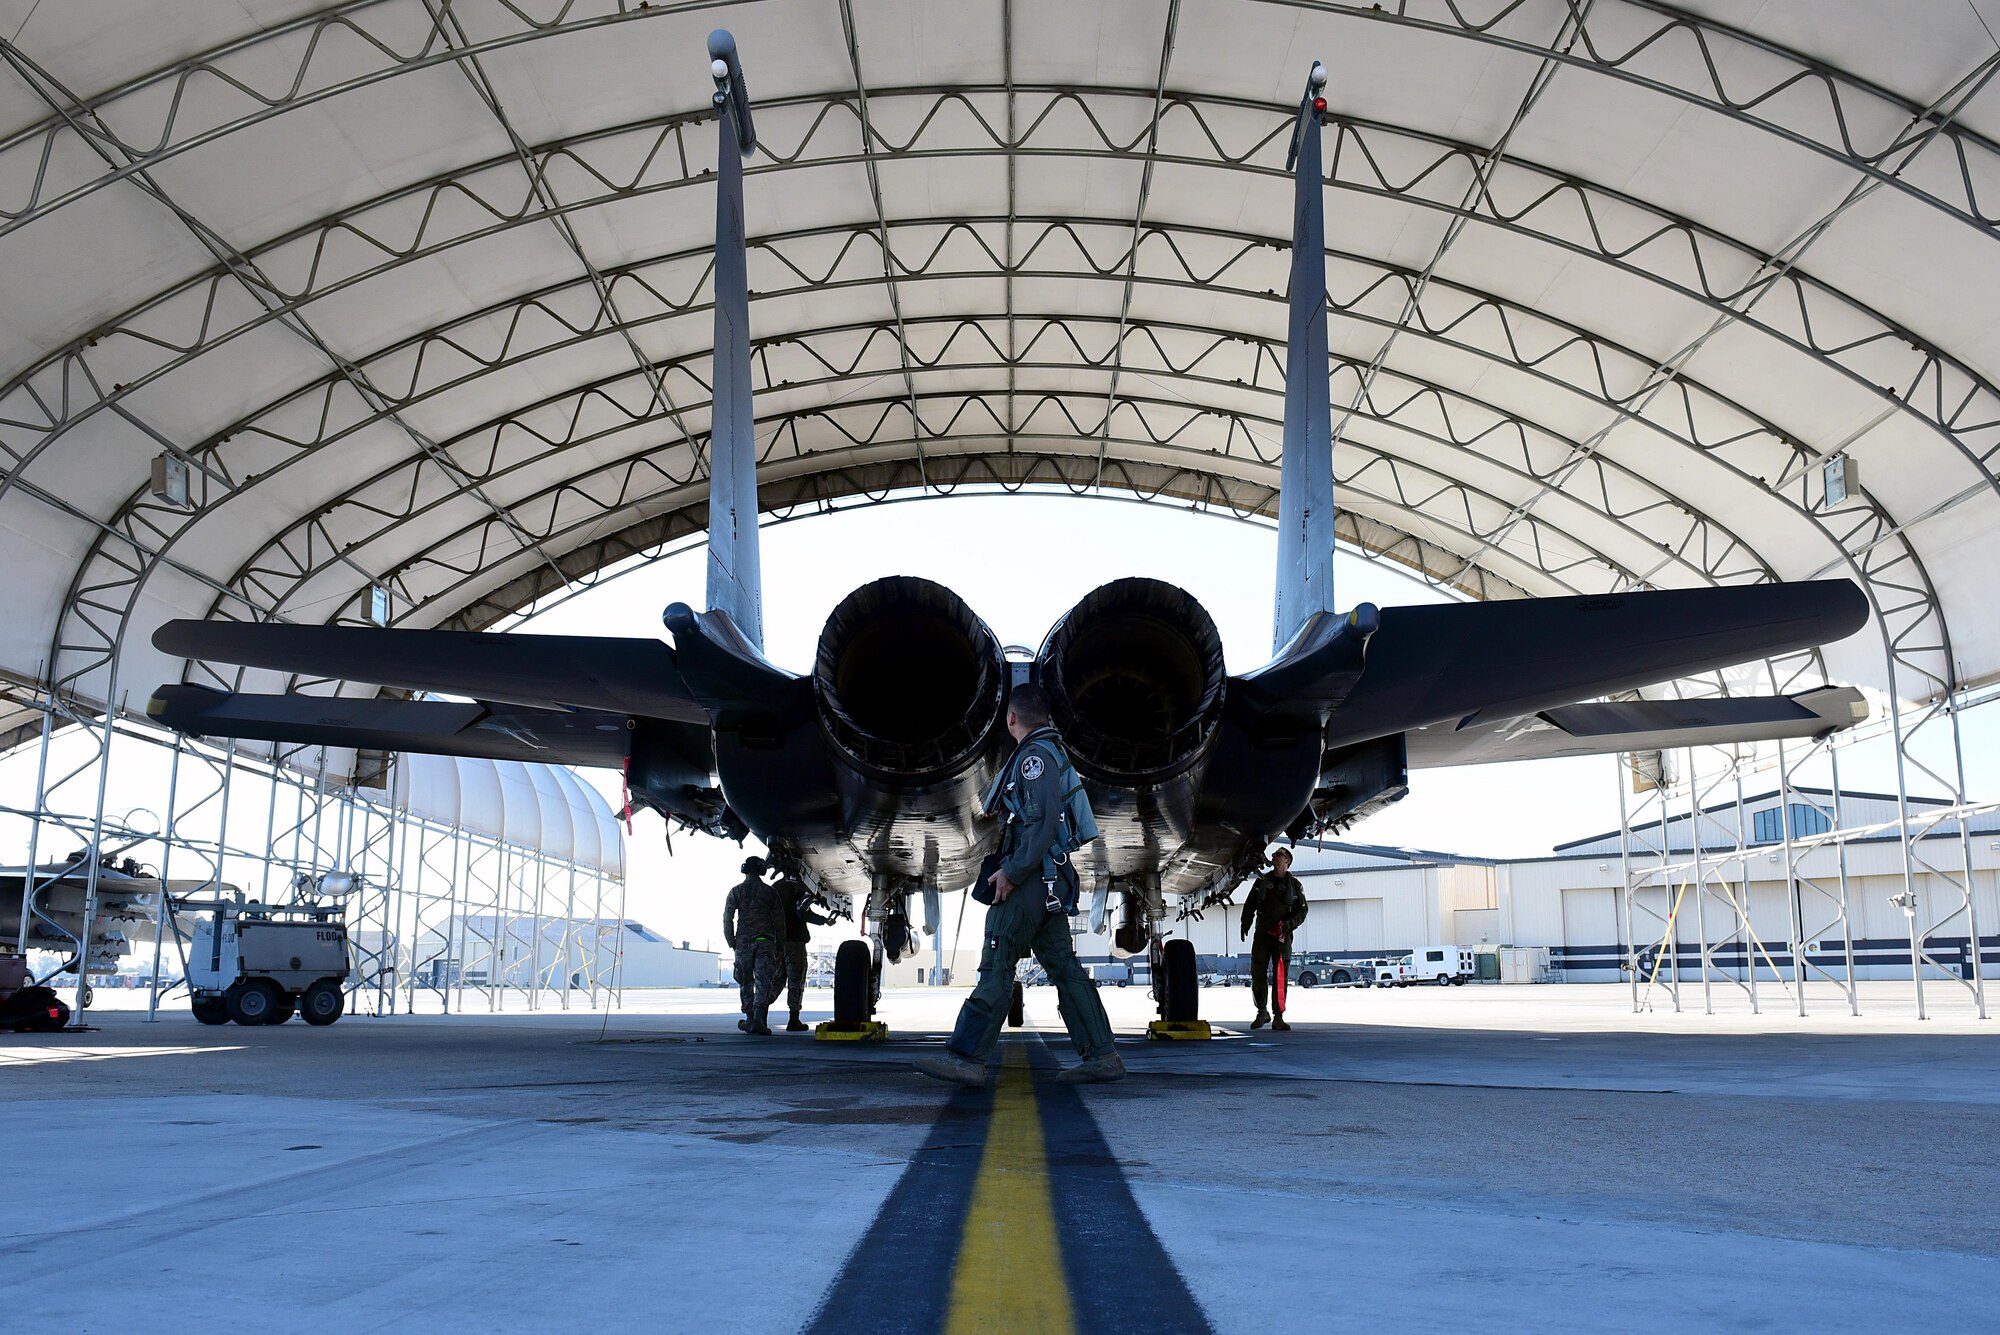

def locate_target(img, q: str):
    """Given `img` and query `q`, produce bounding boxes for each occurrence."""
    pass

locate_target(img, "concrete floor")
[5,983,1997,1333]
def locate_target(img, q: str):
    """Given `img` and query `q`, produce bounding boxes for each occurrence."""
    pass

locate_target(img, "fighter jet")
[147,45,1869,1026]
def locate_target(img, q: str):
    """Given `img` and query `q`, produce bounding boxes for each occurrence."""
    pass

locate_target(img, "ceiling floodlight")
[1822,452,1857,509]
[149,452,191,509]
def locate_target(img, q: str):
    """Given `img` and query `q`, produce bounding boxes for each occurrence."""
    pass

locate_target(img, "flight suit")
[943,727,1116,1064]
[778,876,836,1020]
[1240,869,1309,1018]
[723,873,787,1030]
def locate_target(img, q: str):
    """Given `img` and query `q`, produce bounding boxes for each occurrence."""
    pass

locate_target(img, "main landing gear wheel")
[1008,979,1025,1028]
[832,939,874,1025]
[226,978,282,1026]
[1160,938,1200,1023]
[301,979,345,1026]
[191,996,229,1026]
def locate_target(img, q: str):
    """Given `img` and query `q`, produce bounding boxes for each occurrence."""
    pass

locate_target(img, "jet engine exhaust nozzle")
[814,576,1007,779]
[1039,578,1227,783]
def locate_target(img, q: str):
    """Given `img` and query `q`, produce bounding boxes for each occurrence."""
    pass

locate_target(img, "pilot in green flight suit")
[915,683,1124,1087]
[1240,846,1309,1030]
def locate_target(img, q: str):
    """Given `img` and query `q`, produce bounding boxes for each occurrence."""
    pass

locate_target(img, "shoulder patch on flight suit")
[1021,754,1044,781]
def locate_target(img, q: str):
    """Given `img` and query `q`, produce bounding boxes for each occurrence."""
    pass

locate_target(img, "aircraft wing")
[152,620,707,723]
[146,685,637,768]
[1402,685,1869,768]
[1309,580,1869,746]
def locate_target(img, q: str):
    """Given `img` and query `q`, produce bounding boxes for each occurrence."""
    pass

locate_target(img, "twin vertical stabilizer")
[704,30,765,650]
[1272,62,1337,655]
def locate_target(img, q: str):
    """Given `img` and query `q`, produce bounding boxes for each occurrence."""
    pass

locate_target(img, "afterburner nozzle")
[1037,578,1227,784]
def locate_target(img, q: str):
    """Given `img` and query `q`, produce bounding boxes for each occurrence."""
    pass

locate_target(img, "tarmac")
[4,981,1997,1334]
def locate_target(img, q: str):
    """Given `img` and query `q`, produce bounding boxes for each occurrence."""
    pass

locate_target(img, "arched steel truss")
[1,84,1982,717]
[2,1,1996,1018]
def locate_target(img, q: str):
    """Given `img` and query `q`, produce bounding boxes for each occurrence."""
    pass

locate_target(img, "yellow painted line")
[944,1044,1076,1335]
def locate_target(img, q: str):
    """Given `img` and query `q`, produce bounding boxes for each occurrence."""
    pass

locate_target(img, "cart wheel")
[191,996,229,1026]
[80,984,94,1008]
[227,978,282,1025]
[268,994,296,1025]
[300,979,345,1026]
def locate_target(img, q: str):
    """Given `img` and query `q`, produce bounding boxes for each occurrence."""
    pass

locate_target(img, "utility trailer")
[185,893,352,1027]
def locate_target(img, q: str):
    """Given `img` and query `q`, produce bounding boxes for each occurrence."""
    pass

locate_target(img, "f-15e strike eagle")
[149,42,1868,1026]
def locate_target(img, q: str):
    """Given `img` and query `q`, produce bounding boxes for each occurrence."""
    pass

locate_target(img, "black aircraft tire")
[301,980,344,1026]
[191,996,230,1026]
[832,939,873,1025]
[1008,979,1025,1028]
[1162,939,1199,1023]
[227,979,281,1026]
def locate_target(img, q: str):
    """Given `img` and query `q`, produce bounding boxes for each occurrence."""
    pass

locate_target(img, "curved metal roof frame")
[3,0,2000,747]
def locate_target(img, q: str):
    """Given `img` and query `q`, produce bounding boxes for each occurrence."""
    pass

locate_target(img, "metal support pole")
[70,674,121,1019]
[1830,747,1860,1015]
[143,739,183,1021]
[14,703,52,954]
[1617,757,1640,1014]
[1687,749,1712,1015]
[1945,698,1988,1018]
[1778,737,1807,1017]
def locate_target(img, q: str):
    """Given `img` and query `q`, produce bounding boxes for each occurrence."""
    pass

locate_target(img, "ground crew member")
[777,867,837,1032]
[915,684,1125,1087]
[1241,846,1309,1030]
[722,855,786,1035]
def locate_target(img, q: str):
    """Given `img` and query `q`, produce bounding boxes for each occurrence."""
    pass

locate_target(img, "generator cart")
[184,892,352,1026]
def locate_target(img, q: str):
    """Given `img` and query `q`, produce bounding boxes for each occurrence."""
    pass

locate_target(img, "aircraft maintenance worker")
[915,683,1126,1088]
[777,867,837,1032]
[1240,846,1309,1031]
[722,855,786,1035]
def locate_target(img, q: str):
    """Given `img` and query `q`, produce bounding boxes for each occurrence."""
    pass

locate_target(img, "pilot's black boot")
[1251,1010,1270,1030]
[1271,1013,1292,1031]
[786,1008,807,1032]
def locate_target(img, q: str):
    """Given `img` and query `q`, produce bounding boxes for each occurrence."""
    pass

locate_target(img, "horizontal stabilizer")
[1405,685,1869,768]
[153,620,706,723]
[147,685,636,768]
[1323,580,1869,747]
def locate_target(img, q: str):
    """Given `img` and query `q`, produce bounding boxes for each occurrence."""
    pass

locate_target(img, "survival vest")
[986,729,1100,905]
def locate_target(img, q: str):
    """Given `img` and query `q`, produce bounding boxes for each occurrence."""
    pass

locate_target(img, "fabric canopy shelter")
[1,0,1998,762]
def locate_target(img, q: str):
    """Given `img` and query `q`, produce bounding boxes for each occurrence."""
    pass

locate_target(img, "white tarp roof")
[391,752,626,879]
[2,0,1999,749]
